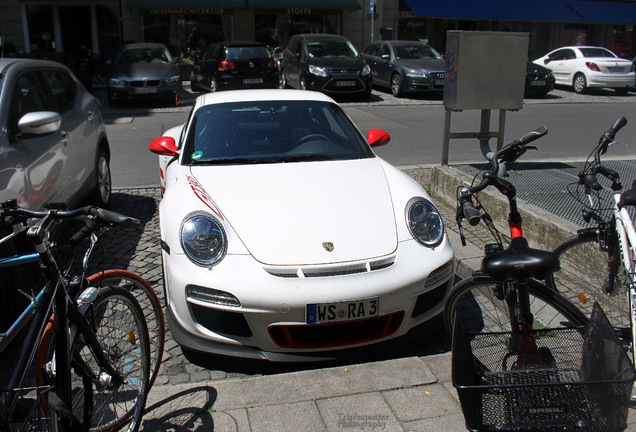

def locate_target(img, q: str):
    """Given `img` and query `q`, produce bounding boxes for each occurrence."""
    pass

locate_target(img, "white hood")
[189,159,398,265]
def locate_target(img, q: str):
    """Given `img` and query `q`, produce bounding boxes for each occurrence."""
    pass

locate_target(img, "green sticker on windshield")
[192,151,203,160]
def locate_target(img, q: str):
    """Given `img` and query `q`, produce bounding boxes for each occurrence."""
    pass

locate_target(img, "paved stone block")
[247,401,325,432]
[316,392,402,432]
[383,383,462,422]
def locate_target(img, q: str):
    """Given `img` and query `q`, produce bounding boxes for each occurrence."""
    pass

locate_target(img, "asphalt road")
[100,85,636,188]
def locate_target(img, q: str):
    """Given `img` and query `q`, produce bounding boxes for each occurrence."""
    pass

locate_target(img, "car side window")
[548,50,565,61]
[41,69,77,114]
[8,72,53,138]
[294,41,303,58]
[379,45,390,59]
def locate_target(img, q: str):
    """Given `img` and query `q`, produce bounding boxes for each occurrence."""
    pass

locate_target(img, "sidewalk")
[137,165,636,431]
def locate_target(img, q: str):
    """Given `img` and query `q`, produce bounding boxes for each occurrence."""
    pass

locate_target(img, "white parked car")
[533,46,635,94]
[149,89,455,360]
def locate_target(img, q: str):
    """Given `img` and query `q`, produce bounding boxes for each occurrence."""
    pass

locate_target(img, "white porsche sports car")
[149,89,455,361]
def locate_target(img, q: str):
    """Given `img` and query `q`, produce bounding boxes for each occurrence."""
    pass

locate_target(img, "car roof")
[214,41,267,48]
[295,34,350,42]
[0,57,70,73]
[120,42,168,51]
[195,89,335,108]
[384,40,431,46]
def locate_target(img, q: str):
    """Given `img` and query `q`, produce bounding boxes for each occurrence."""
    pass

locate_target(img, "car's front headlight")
[180,212,227,267]
[406,69,426,78]
[108,78,126,86]
[164,75,181,84]
[406,198,444,247]
[309,64,329,77]
[362,64,371,76]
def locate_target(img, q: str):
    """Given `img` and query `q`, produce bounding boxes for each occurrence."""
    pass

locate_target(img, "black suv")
[190,41,279,92]
[281,34,372,100]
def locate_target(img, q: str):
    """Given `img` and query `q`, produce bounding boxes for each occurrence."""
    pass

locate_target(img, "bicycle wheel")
[444,275,589,336]
[87,270,165,390]
[546,233,630,332]
[37,287,150,432]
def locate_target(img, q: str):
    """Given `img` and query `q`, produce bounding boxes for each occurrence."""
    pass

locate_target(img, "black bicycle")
[444,126,589,339]
[0,200,150,432]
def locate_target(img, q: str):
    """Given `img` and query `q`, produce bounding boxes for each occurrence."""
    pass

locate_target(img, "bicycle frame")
[613,193,636,360]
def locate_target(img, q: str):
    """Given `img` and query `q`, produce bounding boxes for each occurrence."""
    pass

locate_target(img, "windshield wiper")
[193,157,263,165]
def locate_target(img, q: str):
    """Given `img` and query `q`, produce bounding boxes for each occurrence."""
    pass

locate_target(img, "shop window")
[26,5,55,52]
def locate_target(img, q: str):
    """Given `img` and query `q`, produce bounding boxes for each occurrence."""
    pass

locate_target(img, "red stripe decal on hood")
[186,175,224,220]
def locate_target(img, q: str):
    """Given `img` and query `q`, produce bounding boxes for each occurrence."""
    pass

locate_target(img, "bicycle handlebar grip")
[462,200,482,226]
[609,116,627,136]
[517,126,548,146]
[89,207,140,226]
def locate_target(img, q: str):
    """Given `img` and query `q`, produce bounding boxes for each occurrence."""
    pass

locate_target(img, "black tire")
[189,71,200,92]
[87,270,165,391]
[573,73,587,94]
[92,148,111,208]
[39,287,150,432]
[391,74,403,98]
[444,275,589,336]
[546,233,630,334]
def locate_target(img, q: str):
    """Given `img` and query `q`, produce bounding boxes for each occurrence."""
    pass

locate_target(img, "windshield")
[181,100,375,165]
[394,44,442,60]
[226,46,272,61]
[579,48,616,59]
[116,47,172,64]
[307,40,359,59]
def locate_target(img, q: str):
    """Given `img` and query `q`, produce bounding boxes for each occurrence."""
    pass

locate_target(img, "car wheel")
[299,75,307,90]
[391,74,403,98]
[190,71,200,92]
[210,77,218,92]
[573,73,587,94]
[93,148,111,208]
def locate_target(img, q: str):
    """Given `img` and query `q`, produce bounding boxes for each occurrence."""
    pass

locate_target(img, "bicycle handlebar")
[580,116,628,192]
[0,200,139,246]
[456,126,548,229]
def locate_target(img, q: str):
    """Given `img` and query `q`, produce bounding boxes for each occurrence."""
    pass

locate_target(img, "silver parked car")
[107,42,182,106]
[0,58,112,210]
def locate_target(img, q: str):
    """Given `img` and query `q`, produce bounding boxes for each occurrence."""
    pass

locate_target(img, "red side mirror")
[149,136,178,156]
[366,129,390,148]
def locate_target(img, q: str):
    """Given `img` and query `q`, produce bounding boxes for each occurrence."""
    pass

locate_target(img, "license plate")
[433,79,445,86]
[608,67,624,72]
[306,298,379,324]
[243,78,264,84]
[134,87,158,94]
[530,80,547,86]
[335,81,356,87]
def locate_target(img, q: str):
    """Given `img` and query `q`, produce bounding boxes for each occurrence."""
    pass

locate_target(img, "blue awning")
[402,0,636,25]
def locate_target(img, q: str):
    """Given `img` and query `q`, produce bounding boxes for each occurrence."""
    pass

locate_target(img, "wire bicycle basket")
[0,385,51,432]
[452,302,636,431]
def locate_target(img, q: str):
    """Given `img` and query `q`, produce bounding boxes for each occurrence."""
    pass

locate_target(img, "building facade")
[0,0,633,63]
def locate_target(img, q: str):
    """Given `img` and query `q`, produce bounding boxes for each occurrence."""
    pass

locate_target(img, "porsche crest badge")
[322,242,334,252]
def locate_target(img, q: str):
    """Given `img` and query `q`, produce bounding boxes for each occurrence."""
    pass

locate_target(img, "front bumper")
[163,237,455,358]
[108,80,181,99]
[307,74,372,97]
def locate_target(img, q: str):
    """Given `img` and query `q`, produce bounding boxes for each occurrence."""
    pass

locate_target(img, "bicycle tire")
[87,270,165,390]
[546,233,630,333]
[37,287,150,432]
[444,275,589,336]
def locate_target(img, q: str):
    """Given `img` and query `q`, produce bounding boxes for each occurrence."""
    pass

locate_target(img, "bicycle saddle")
[481,237,560,282]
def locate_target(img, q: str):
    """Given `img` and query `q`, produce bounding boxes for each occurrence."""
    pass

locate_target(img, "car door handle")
[87,111,96,122]
[61,131,69,144]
